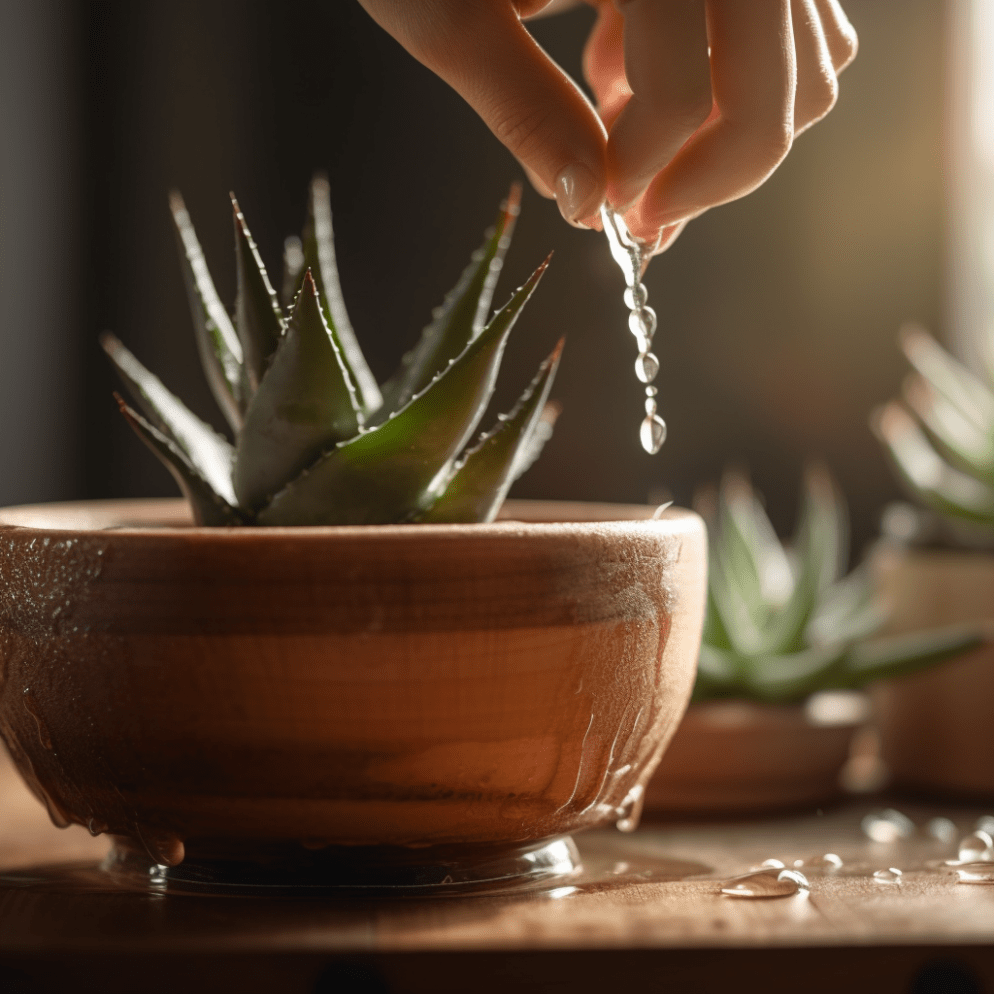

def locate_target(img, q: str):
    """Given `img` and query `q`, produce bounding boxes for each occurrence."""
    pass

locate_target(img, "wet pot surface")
[0,499,706,888]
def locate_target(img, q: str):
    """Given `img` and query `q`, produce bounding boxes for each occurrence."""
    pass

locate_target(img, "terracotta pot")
[872,542,994,799]
[643,693,868,816]
[0,498,705,890]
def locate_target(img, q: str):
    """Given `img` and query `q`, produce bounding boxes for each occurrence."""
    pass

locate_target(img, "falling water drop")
[624,284,648,310]
[635,352,660,383]
[640,414,667,454]
[872,867,903,884]
[721,868,809,898]
[628,307,658,344]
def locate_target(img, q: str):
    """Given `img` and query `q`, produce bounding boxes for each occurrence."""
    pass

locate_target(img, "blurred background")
[0,0,968,555]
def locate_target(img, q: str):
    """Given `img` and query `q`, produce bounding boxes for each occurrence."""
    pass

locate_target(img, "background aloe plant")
[103,178,562,526]
[693,465,980,704]
[875,324,994,535]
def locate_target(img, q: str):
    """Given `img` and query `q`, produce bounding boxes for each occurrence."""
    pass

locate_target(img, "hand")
[356,1,857,255]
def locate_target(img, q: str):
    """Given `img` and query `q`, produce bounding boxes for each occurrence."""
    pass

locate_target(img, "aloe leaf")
[258,258,550,525]
[232,196,286,392]
[691,645,742,702]
[806,565,882,647]
[511,400,561,483]
[169,192,245,430]
[374,185,523,424]
[233,271,362,511]
[416,338,563,523]
[114,396,243,526]
[763,464,847,655]
[874,401,994,525]
[739,643,849,703]
[902,373,994,484]
[844,625,983,686]
[101,333,237,506]
[298,174,382,414]
[900,325,994,431]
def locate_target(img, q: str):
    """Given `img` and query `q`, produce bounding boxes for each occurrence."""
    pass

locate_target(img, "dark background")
[0,1,947,557]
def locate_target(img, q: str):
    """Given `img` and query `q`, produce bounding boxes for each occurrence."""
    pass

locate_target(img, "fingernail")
[555,163,601,227]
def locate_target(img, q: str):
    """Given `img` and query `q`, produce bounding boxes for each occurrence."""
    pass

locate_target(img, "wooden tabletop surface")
[2,745,993,993]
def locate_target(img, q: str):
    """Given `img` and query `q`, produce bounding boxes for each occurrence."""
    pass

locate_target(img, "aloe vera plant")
[694,465,980,703]
[103,179,563,526]
[875,324,994,533]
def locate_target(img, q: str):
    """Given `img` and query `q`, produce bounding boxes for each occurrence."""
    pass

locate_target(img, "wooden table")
[2,746,992,994]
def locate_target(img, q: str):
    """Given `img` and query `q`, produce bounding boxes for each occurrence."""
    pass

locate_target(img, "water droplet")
[957,831,993,863]
[872,867,903,883]
[862,809,914,842]
[640,414,667,454]
[800,853,844,870]
[926,817,958,844]
[628,307,658,343]
[87,818,109,838]
[140,831,185,867]
[955,862,994,884]
[635,352,659,383]
[645,385,658,397]
[759,859,786,869]
[623,284,648,310]
[721,869,808,898]
[644,396,657,416]
[975,815,994,836]
[614,784,645,833]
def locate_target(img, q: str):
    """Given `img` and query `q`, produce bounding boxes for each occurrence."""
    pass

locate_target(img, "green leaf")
[101,333,237,506]
[169,192,245,431]
[416,337,563,523]
[232,195,286,392]
[257,257,550,525]
[900,324,994,432]
[114,395,243,526]
[374,184,523,423]
[873,401,994,525]
[691,645,742,702]
[298,174,382,415]
[763,463,847,655]
[739,643,849,703]
[510,400,561,483]
[233,271,362,511]
[844,625,984,686]
[902,372,994,485]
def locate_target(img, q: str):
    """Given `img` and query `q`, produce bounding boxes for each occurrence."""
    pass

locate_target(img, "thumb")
[358,0,607,225]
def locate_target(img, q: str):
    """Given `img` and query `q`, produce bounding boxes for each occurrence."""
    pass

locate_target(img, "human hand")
[356,1,857,255]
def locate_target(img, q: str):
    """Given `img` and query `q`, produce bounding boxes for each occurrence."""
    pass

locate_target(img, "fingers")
[582,3,629,130]
[791,0,838,135]
[605,0,713,211]
[357,0,607,224]
[628,0,796,237]
[813,0,858,73]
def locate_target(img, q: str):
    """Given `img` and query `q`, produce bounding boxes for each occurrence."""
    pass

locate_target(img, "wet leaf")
[232,195,286,392]
[115,396,243,526]
[170,191,245,430]
[417,338,563,523]
[297,174,382,414]
[374,184,522,423]
[233,271,362,511]
[101,333,236,505]
[257,258,549,525]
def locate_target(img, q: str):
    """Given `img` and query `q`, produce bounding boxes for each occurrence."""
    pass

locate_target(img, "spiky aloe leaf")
[739,643,848,702]
[416,338,563,524]
[101,333,237,506]
[297,174,382,414]
[762,464,847,655]
[374,184,522,424]
[845,625,984,685]
[257,258,550,525]
[902,373,994,484]
[510,400,561,482]
[874,401,994,524]
[232,196,285,392]
[169,192,245,431]
[233,271,362,510]
[114,396,243,526]
[900,325,994,431]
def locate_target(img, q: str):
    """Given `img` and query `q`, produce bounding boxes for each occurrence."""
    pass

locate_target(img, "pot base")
[101,834,580,896]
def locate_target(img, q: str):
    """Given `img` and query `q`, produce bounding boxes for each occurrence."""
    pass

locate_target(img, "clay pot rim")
[0,497,697,542]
